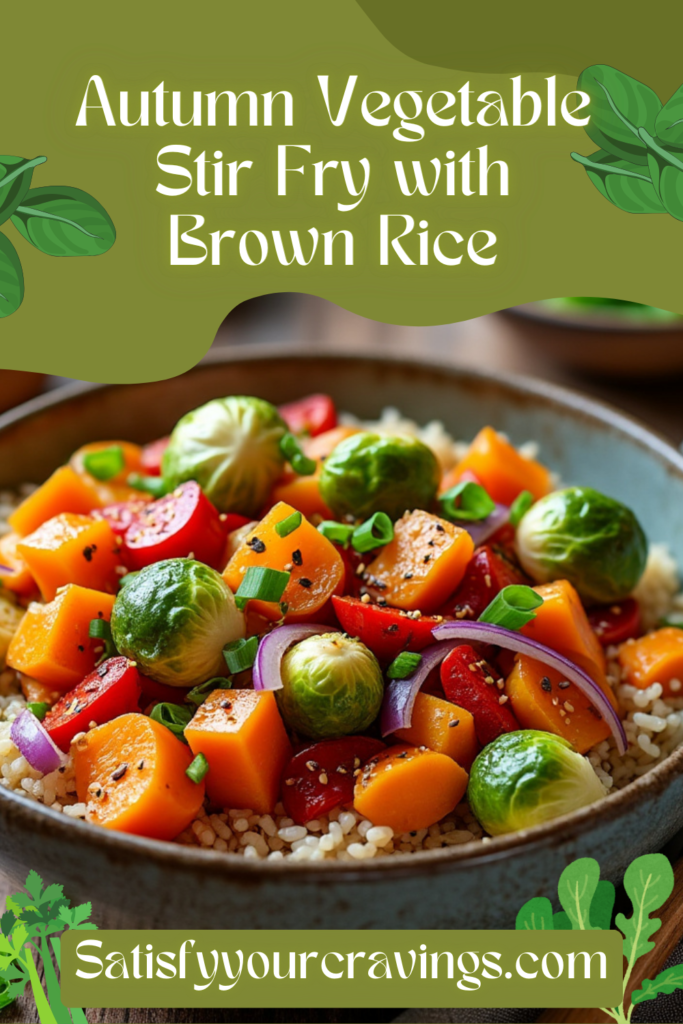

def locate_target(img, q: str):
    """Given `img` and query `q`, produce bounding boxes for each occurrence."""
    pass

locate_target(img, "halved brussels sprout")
[468,730,606,836]
[278,632,384,738]
[111,558,244,686]
[319,432,440,521]
[162,395,287,516]
[515,486,647,604]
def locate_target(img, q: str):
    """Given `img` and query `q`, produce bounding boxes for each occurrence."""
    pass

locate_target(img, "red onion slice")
[253,624,329,691]
[10,710,67,775]
[381,621,626,754]
[457,503,510,547]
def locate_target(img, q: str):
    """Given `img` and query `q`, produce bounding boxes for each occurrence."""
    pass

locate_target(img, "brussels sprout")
[468,730,606,836]
[162,396,287,516]
[515,486,647,604]
[319,432,440,521]
[278,632,384,738]
[111,558,244,686]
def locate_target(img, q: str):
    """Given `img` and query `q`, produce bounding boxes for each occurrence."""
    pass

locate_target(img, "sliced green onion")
[186,752,210,784]
[149,702,193,742]
[280,432,316,476]
[88,618,116,662]
[352,512,394,553]
[509,490,534,527]
[275,511,302,538]
[439,482,495,522]
[387,651,423,680]
[83,445,125,482]
[318,520,355,546]
[234,566,290,610]
[478,584,543,631]
[186,677,230,706]
[27,702,50,721]
[127,473,170,498]
[223,635,259,674]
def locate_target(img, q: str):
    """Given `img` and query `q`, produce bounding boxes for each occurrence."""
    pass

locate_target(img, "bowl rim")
[2,342,683,880]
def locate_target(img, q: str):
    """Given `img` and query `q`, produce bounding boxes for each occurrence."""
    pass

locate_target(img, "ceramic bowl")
[1,345,682,930]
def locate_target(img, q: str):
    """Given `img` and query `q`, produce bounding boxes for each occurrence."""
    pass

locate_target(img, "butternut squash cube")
[18,513,121,601]
[395,692,479,767]
[9,465,101,537]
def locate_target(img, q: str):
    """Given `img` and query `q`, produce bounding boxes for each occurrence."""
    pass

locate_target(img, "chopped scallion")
[234,566,290,610]
[223,635,259,674]
[186,677,230,706]
[149,702,193,742]
[83,445,125,482]
[186,752,210,784]
[352,512,394,553]
[387,651,423,679]
[280,432,316,476]
[275,511,302,538]
[88,618,116,661]
[27,702,50,722]
[478,584,543,631]
[509,490,534,527]
[317,520,355,546]
[439,482,495,522]
[127,473,170,498]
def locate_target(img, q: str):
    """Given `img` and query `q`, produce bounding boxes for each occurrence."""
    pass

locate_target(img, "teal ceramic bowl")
[1,346,682,930]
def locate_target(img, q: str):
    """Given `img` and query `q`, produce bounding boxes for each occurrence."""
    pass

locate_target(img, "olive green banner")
[1,0,683,382]
[60,929,623,1008]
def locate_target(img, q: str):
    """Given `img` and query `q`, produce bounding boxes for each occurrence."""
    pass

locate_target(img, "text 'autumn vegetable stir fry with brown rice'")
[0,393,681,863]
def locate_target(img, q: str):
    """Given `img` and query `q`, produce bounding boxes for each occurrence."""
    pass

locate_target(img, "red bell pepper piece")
[140,437,170,476]
[278,394,337,437]
[440,644,519,747]
[281,736,385,824]
[121,481,227,571]
[93,498,150,539]
[43,657,142,752]
[331,595,441,663]
[441,544,527,620]
[588,598,642,647]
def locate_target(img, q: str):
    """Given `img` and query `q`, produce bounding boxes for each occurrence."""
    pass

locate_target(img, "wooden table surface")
[3,295,683,1023]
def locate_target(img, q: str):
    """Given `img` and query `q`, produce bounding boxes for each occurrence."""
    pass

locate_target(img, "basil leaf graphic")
[615,853,674,965]
[0,233,24,318]
[589,879,616,930]
[11,186,115,257]
[557,857,601,930]
[632,964,683,1005]
[578,65,662,165]
[655,84,683,149]
[571,150,665,214]
[639,128,683,221]
[515,896,554,930]
[0,156,46,226]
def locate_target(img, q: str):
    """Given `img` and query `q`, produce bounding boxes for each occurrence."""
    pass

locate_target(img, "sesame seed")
[111,763,128,781]
[305,760,319,772]
[360,593,371,604]
[558,680,570,690]
[285,778,296,786]
[448,719,460,728]
[318,772,328,785]
[564,702,575,713]
[498,695,509,705]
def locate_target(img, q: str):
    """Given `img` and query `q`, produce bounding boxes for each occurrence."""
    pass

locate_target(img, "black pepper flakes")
[448,719,460,728]
[386,623,399,634]
[247,537,266,554]
[221,700,233,710]
[558,680,571,690]
[403,572,413,580]
[298,577,312,588]
[82,546,94,562]
[541,676,552,693]
[77,645,85,653]
[292,549,303,566]
[435,523,445,532]
[111,763,128,781]
[423,554,431,563]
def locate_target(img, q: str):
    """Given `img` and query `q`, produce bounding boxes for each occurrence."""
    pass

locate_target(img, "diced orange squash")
[223,501,344,622]
[70,441,146,506]
[353,744,468,833]
[506,654,612,754]
[20,675,62,707]
[74,713,204,840]
[520,580,616,708]
[394,692,479,767]
[365,510,474,614]
[269,470,332,521]
[0,532,37,596]
[8,466,103,537]
[7,584,115,691]
[451,426,552,505]
[302,425,361,461]
[618,627,683,696]
[185,689,292,814]
[17,513,122,601]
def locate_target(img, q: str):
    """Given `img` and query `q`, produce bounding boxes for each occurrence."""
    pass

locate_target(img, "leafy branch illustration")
[571,65,683,221]
[516,853,676,1023]
[0,868,97,1024]
[0,155,116,319]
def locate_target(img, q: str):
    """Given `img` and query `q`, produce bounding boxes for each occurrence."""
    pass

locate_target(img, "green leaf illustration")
[11,186,116,257]
[590,879,616,930]
[557,857,601,930]
[0,978,15,1010]
[0,156,46,226]
[571,150,665,214]
[615,853,674,964]
[638,128,683,221]
[23,871,44,904]
[632,963,683,1004]
[553,911,573,929]
[0,913,14,938]
[0,233,24,318]
[578,65,662,165]
[515,896,554,930]
[655,84,683,148]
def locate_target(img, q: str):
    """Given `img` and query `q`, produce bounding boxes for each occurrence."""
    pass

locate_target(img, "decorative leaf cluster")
[516,853,676,1024]
[0,156,116,318]
[0,868,97,1023]
[571,66,683,221]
